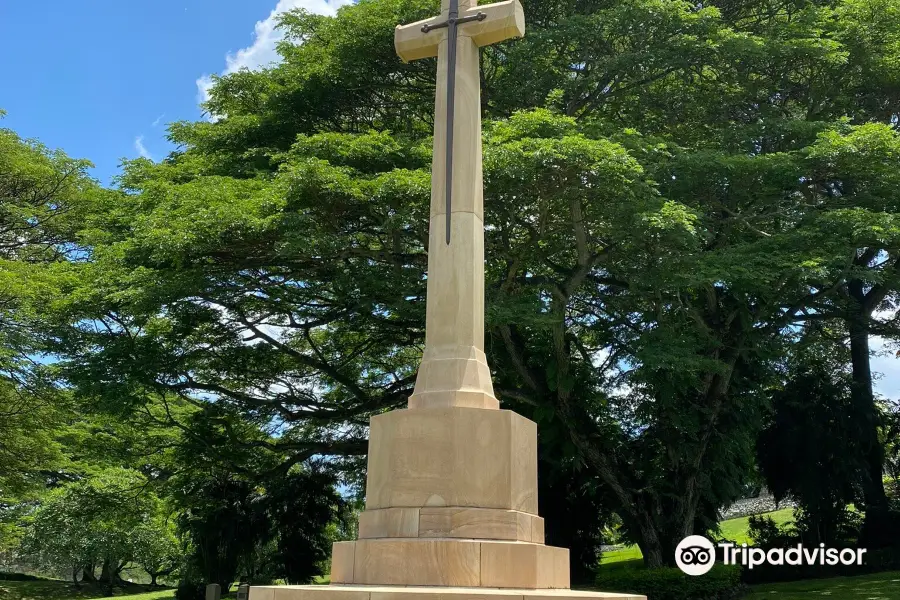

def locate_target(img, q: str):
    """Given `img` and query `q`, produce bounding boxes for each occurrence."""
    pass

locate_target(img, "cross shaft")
[394,0,524,410]
[422,1,487,244]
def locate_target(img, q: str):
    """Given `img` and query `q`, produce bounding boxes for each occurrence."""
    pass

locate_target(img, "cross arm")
[462,0,525,49]
[395,0,525,63]
[396,16,446,63]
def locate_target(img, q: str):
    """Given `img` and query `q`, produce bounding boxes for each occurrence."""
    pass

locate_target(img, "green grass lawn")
[600,507,795,566]
[744,571,900,599]
[719,507,793,545]
[596,510,900,599]
[0,579,175,600]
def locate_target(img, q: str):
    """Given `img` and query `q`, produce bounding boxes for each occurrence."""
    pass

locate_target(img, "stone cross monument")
[251,2,644,599]
[399,0,520,413]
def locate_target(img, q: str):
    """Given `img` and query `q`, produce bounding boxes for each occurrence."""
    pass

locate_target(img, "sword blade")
[444,0,459,245]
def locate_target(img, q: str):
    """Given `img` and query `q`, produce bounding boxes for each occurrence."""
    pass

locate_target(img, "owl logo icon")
[675,536,716,576]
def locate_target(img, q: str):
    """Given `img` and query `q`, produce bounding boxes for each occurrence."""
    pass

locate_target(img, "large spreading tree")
[30,0,900,568]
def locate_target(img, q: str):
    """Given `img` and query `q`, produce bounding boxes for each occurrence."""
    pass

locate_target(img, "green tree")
[21,469,165,593]
[38,0,900,568]
[0,118,96,549]
[174,466,345,590]
[0,115,96,385]
[134,515,181,587]
[757,330,869,545]
[800,124,900,543]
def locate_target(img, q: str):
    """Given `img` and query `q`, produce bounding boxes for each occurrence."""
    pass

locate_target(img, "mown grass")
[5,563,900,600]
[744,570,900,599]
[0,579,174,600]
[718,507,794,545]
[600,507,795,567]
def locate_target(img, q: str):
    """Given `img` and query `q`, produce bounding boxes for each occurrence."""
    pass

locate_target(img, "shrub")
[746,514,795,548]
[742,509,900,584]
[0,571,43,581]
[594,564,744,600]
[174,580,207,600]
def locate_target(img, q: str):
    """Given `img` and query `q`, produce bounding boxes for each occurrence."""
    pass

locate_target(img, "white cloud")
[869,309,900,399]
[152,113,165,128]
[196,0,352,107]
[134,135,153,160]
[872,335,900,400]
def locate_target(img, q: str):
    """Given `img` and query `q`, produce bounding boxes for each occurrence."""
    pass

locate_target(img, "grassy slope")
[601,507,795,566]
[0,580,175,600]
[596,509,900,598]
[719,507,793,544]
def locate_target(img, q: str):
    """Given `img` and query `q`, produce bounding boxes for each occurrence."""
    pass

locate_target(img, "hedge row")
[594,564,744,600]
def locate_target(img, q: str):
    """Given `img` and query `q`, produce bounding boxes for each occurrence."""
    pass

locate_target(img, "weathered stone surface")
[365,408,537,514]
[329,540,570,589]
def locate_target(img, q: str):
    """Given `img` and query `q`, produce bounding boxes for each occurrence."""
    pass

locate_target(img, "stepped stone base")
[249,586,645,600]
[409,346,499,410]
[331,539,568,588]
[358,508,544,542]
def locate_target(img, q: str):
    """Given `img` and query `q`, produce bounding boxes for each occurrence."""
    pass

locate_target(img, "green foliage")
[172,581,205,600]
[757,334,869,546]
[537,451,611,584]
[133,517,180,585]
[174,467,346,589]
[0,121,97,519]
[746,514,798,549]
[20,469,174,584]
[14,0,900,573]
[594,564,744,600]
[0,382,65,507]
[744,512,900,584]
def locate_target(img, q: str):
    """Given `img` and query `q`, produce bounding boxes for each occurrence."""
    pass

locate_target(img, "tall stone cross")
[396,0,525,411]
[250,2,637,595]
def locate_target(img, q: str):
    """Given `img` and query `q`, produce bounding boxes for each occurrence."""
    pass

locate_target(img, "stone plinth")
[250,587,645,600]
[330,539,568,588]
[365,408,537,513]
[359,507,544,542]
[334,407,570,590]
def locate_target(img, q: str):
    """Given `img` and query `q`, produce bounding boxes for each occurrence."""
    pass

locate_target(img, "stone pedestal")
[320,407,566,589]
[250,407,647,600]
[251,587,645,600]
[327,407,564,589]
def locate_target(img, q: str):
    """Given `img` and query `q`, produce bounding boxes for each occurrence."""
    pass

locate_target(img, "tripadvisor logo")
[675,535,868,576]
[675,536,717,576]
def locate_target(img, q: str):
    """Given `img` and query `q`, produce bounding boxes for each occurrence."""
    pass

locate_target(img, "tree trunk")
[114,561,128,585]
[848,316,891,545]
[72,565,81,587]
[99,558,115,597]
[635,519,666,569]
[150,574,158,588]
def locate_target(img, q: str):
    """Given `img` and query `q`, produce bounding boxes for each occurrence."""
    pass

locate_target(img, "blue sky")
[1,0,899,398]
[0,0,350,184]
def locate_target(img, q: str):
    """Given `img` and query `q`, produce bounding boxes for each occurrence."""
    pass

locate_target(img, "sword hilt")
[422,12,486,33]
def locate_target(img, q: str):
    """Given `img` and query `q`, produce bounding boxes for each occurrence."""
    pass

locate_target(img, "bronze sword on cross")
[421,0,487,245]
[396,1,524,245]
[395,3,524,409]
